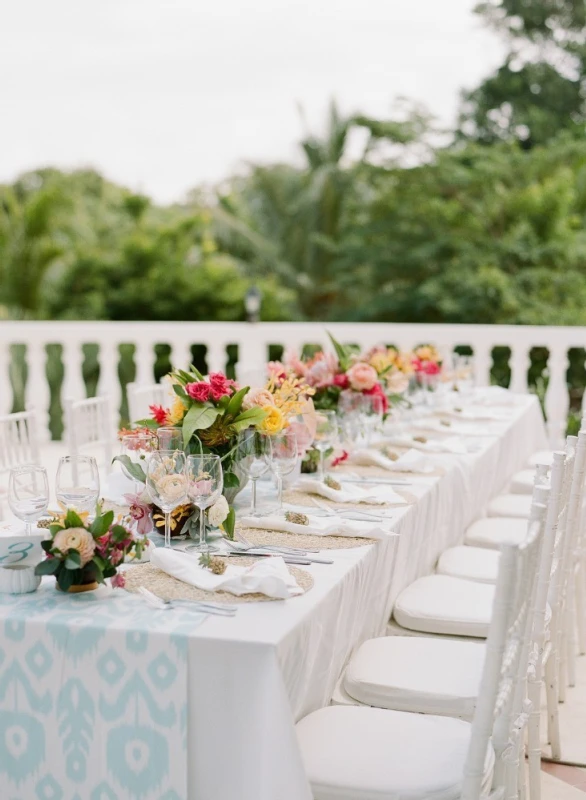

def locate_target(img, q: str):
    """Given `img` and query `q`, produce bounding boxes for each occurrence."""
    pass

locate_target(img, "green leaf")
[173,384,189,401]
[35,558,60,576]
[188,364,205,381]
[226,386,249,417]
[218,394,231,409]
[135,418,161,429]
[64,549,81,570]
[223,471,240,488]
[89,510,114,536]
[182,404,221,446]
[48,524,62,537]
[231,406,268,433]
[110,524,128,543]
[327,331,352,371]
[65,508,84,528]
[112,455,147,484]
[57,567,78,591]
[41,539,54,553]
[222,507,236,539]
[103,566,116,578]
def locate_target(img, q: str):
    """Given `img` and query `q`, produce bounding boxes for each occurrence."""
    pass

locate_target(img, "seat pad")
[487,493,532,518]
[393,575,494,637]
[527,450,553,468]
[464,517,528,550]
[344,636,486,719]
[510,469,539,494]
[297,705,494,800]
[436,545,500,584]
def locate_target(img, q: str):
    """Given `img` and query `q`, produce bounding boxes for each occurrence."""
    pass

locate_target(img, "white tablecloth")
[0,394,547,800]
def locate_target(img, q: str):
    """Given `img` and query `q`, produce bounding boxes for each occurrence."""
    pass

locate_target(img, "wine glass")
[338,391,365,446]
[8,465,49,535]
[156,427,184,452]
[360,394,385,445]
[269,430,298,511]
[236,430,272,516]
[56,455,100,517]
[146,451,188,548]
[185,455,223,553]
[313,411,339,481]
[120,432,156,489]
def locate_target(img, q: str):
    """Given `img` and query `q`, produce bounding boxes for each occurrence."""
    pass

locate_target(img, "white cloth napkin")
[381,434,469,455]
[150,547,303,598]
[295,477,408,505]
[351,447,436,474]
[239,513,389,540]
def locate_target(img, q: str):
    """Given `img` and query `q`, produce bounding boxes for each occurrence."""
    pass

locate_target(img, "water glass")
[120,433,157,487]
[156,427,184,452]
[269,430,298,510]
[360,394,385,444]
[146,451,188,548]
[8,465,50,534]
[56,455,100,517]
[236,431,272,516]
[313,411,339,481]
[185,454,223,553]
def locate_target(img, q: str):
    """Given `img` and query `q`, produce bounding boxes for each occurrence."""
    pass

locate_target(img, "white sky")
[0,0,504,203]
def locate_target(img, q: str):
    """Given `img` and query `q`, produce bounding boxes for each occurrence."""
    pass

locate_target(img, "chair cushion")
[436,546,500,584]
[464,517,528,550]
[393,575,495,637]
[487,493,532,518]
[510,469,539,495]
[527,450,553,468]
[297,705,494,800]
[344,636,487,719]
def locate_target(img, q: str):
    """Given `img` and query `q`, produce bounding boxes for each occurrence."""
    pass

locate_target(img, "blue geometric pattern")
[0,582,205,799]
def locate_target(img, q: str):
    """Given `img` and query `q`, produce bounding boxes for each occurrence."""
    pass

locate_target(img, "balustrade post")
[236,327,268,380]
[134,341,156,385]
[25,341,51,443]
[96,340,121,434]
[545,346,570,448]
[0,339,12,415]
[61,341,86,442]
[472,344,492,388]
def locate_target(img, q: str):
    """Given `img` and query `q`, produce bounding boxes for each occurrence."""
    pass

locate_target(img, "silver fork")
[232,533,320,555]
[137,586,237,616]
[309,496,387,522]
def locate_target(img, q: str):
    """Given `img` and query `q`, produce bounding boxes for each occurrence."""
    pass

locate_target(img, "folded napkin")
[381,434,469,455]
[351,448,435,474]
[150,548,303,598]
[240,513,388,540]
[295,477,408,506]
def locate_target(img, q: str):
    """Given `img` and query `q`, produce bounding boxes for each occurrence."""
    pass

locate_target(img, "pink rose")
[209,373,236,399]
[364,383,388,414]
[333,373,350,389]
[111,572,126,589]
[423,362,441,376]
[186,382,212,402]
[191,479,213,497]
[305,354,337,388]
[267,361,287,380]
[346,362,378,391]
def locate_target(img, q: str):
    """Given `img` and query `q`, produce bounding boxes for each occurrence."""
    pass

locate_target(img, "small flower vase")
[60,581,99,594]
[223,457,249,504]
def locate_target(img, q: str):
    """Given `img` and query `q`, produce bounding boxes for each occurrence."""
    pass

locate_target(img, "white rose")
[207,495,229,527]
[386,370,410,395]
[242,387,275,410]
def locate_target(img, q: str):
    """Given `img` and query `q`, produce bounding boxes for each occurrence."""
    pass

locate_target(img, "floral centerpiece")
[365,346,412,396]
[412,345,442,378]
[34,505,143,592]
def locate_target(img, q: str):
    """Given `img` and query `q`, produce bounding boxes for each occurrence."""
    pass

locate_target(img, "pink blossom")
[123,493,154,536]
[346,362,378,391]
[363,383,388,414]
[186,382,212,402]
[111,572,126,589]
[423,361,441,376]
[333,373,350,389]
[110,548,124,566]
[191,479,213,496]
[209,372,236,400]
[283,351,307,377]
[305,354,337,388]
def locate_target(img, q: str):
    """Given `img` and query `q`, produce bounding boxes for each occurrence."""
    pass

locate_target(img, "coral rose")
[346,362,378,391]
[258,405,285,435]
[242,387,275,411]
[185,382,212,402]
[53,527,96,567]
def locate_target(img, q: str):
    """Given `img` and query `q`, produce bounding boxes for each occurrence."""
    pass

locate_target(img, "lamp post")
[244,285,262,323]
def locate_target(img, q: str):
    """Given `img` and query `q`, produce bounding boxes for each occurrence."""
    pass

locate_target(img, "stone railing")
[1,321,583,445]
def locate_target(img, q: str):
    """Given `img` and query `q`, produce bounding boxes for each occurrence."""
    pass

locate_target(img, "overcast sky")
[0,0,504,203]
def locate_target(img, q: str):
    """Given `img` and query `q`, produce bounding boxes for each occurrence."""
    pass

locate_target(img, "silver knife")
[221,552,312,565]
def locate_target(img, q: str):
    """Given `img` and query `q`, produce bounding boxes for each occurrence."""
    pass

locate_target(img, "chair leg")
[575,567,586,656]
[527,677,542,800]
[559,631,567,703]
[567,575,578,686]
[545,656,562,761]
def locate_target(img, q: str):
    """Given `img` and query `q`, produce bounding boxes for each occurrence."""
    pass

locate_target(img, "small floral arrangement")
[35,505,144,591]
[365,347,412,395]
[412,345,442,377]
[123,490,231,541]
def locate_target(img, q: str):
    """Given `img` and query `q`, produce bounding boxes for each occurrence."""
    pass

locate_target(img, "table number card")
[0,523,44,565]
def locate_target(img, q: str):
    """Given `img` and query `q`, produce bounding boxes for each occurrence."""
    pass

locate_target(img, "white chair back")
[127,382,167,424]
[64,396,114,475]
[0,409,40,476]
[461,489,547,800]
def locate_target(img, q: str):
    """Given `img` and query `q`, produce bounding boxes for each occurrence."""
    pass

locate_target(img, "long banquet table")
[0,394,548,800]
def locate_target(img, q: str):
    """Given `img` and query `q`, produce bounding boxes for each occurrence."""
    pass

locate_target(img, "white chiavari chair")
[0,409,41,516]
[296,519,544,800]
[126,382,167,424]
[63,396,115,478]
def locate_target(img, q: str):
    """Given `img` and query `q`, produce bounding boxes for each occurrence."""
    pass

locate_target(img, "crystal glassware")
[8,465,50,535]
[185,454,223,553]
[313,410,339,481]
[146,451,188,548]
[269,429,298,511]
[236,430,272,516]
[120,432,157,489]
[56,455,100,517]
[156,426,184,452]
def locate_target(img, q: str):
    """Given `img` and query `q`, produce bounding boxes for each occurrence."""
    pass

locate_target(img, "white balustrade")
[1,320,585,446]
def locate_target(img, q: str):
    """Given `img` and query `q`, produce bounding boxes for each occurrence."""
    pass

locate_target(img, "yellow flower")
[258,404,286,435]
[369,351,392,374]
[167,396,187,425]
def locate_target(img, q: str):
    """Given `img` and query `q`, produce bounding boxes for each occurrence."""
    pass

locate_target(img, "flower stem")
[164,512,171,548]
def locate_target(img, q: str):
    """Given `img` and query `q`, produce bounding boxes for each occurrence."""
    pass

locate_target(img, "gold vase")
[57,581,99,593]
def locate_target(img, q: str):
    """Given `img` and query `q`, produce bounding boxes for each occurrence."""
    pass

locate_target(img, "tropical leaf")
[222,507,236,539]
[182,404,221,447]
[111,455,146,484]
[225,386,249,417]
[35,558,60,576]
[89,510,114,536]
[134,418,160,430]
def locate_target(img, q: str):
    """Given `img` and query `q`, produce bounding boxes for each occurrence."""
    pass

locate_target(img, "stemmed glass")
[146,451,188,548]
[156,427,184,452]
[360,394,385,445]
[236,430,272,516]
[56,455,100,517]
[313,411,339,482]
[8,465,50,534]
[120,432,156,489]
[185,455,223,553]
[269,430,298,511]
